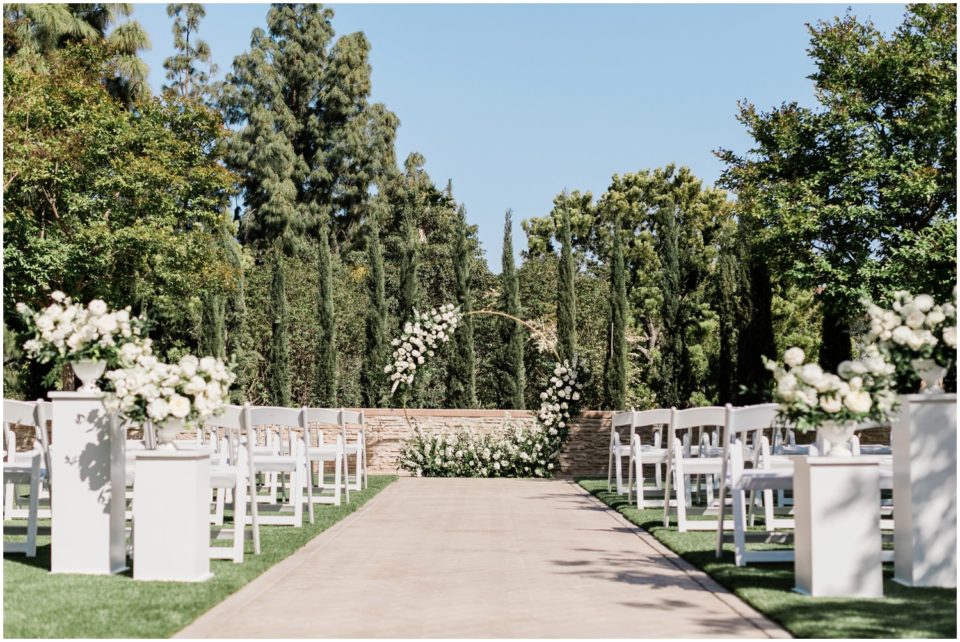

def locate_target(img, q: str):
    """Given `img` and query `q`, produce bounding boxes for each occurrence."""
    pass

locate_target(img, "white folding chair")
[625,409,669,509]
[247,406,311,526]
[662,406,728,531]
[715,403,794,566]
[206,404,260,562]
[607,410,634,494]
[303,407,345,506]
[342,409,367,492]
[3,399,48,556]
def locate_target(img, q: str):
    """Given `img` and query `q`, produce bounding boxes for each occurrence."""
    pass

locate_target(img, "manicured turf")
[3,475,396,638]
[579,479,957,639]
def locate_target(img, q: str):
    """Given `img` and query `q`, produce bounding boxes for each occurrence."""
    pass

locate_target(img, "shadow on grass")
[576,478,956,639]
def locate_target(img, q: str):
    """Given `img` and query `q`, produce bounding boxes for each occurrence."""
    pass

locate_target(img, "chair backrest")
[672,406,726,431]
[633,408,672,429]
[246,405,305,455]
[725,403,779,438]
[304,407,342,449]
[611,410,635,429]
[3,400,47,468]
[205,405,244,430]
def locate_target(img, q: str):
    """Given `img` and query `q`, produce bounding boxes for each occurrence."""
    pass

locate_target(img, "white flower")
[88,299,108,316]
[944,326,957,348]
[50,291,66,302]
[168,394,191,418]
[147,398,170,421]
[914,294,935,312]
[798,363,824,386]
[904,308,926,329]
[844,390,873,414]
[891,326,914,345]
[783,347,805,367]
[819,395,842,414]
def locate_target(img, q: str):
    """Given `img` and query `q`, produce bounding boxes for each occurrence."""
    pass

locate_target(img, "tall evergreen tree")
[656,200,683,408]
[162,3,216,102]
[361,220,388,407]
[497,210,525,408]
[315,224,337,406]
[398,207,420,319]
[603,218,627,409]
[200,290,226,358]
[447,205,477,408]
[715,239,740,404]
[736,221,776,404]
[266,246,291,407]
[556,203,578,363]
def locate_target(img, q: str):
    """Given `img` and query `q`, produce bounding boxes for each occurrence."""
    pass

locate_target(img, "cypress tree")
[315,224,337,406]
[497,210,525,409]
[656,200,683,408]
[604,218,628,409]
[398,207,419,319]
[200,290,226,358]
[447,205,477,408]
[737,251,776,404]
[266,246,291,407]
[361,220,389,408]
[716,242,740,405]
[556,203,577,363]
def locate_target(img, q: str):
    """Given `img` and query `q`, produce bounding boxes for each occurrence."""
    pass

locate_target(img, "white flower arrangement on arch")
[764,346,897,432]
[388,303,584,478]
[103,354,235,430]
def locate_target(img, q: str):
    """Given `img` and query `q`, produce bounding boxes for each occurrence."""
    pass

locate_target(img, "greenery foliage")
[497,210,525,409]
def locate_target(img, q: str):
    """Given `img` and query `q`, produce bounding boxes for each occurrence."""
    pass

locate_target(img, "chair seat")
[253,454,298,471]
[733,469,794,491]
[632,447,668,462]
[343,444,361,455]
[3,462,39,479]
[210,466,242,488]
[307,446,340,459]
[611,444,631,456]
[676,457,723,474]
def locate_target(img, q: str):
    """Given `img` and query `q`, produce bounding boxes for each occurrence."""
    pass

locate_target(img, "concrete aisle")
[177,478,788,638]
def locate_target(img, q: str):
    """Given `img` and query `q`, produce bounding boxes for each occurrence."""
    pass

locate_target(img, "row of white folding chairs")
[610,404,894,566]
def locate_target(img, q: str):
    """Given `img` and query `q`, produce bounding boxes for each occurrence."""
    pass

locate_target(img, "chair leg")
[305,462,315,524]
[614,452,624,495]
[248,474,261,555]
[607,449,614,492]
[655,461,662,490]
[214,488,226,525]
[763,488,775,529]
[232,481,246,563]
[291,470,303,527]
[732,490,748,567]
[26,458,41,557]
[343,450,350,504]
[635,455,646,510]
[333,454,342,506]
[627,452,635,504]
[674,467,689,532]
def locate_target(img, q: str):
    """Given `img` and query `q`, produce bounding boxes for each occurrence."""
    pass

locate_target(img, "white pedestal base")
[894,393,957,588]
[794,457,883,598]
[49,392,127,575]
[133,450,212,582]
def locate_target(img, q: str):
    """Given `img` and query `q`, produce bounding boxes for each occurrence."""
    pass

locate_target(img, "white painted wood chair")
[662,406,730,532]
[302,407,345,506]
[206,404,260,562]
[342,409,367,492]
[714,403,793,566]
[607,410,635,494]
[624,409,670,509]
[248,406,311,526]
[3,399,49,556]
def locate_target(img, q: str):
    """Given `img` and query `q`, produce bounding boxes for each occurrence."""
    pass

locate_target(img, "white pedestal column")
[133,451,212,582]
[894,393,957,588]
[49,392,127,575]
[794,457,883,598]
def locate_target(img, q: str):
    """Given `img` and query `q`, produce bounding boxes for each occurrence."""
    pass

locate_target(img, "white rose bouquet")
[764,347,897,432]
[385,303,461,393]
[104,354,235,430]
[16,292,150,369]
[862,288,956,390]
[537,358,584,442]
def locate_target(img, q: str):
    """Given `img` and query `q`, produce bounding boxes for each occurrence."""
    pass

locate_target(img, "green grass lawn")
[578,479,956,639]
[4,475,396,639]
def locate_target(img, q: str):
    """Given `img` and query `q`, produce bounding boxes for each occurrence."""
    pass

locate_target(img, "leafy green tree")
[556,202,578,363]
[718,4,957,370]
[163,3,216,103]
[3,3,152,106]
[3,44,238,380]
[398,208,420,320]
[447,205,477,408]
[603,218,627,409]
[315,224,337,406]
[360,221,389,407]
[496,210,525,409]
[3,321,25,399]
[266,246,291,407]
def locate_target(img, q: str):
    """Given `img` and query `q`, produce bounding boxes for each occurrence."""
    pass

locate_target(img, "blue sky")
[132,2,907,269]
